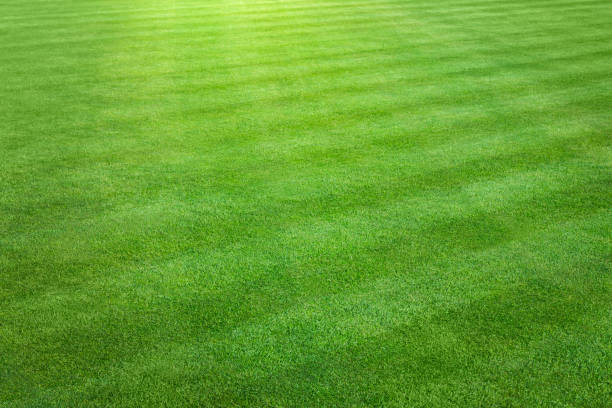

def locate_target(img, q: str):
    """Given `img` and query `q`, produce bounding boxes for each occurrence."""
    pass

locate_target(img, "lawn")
[1,0,611,406]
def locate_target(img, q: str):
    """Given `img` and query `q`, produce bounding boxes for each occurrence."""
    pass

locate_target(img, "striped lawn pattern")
[1,0,611,406]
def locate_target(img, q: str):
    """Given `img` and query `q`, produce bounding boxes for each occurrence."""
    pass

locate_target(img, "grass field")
[1,0,611,406]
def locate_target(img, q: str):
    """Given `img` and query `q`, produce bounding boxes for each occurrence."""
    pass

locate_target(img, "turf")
[1,0,611,406]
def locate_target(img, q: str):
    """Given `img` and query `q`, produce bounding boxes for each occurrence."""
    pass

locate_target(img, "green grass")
[1,0,611,406]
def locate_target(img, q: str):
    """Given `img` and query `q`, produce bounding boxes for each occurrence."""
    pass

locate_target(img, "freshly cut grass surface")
[1,0,611,406]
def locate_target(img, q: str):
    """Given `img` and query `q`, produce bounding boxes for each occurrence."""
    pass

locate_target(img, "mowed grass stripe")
[5,36,610,125]
[3,79,605,210]
[5,26,610,89]
[6,150,609,308]
[1,0,606,24]
[3,11,605,63]
[96,212,607,406]
[4,86,609,282]
[3,165,609,403]
[4,56,608,169]
[5,0,608,32]
[3,124,608,315]
[3,72,609,231]
[5,14,610,79]
[6,10,609,86]
[1,0,611,406]
[2,71,610,240]
[4,2,611,51]
[4,155,608,343]
[3,0,608,35]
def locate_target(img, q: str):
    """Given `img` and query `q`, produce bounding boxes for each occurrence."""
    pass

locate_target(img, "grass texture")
[1,0,611,406]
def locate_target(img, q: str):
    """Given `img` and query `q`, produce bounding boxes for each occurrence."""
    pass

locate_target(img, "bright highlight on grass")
[1,0,611,406]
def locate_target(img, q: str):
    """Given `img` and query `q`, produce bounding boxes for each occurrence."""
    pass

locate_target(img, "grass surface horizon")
[1,0,611,406]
